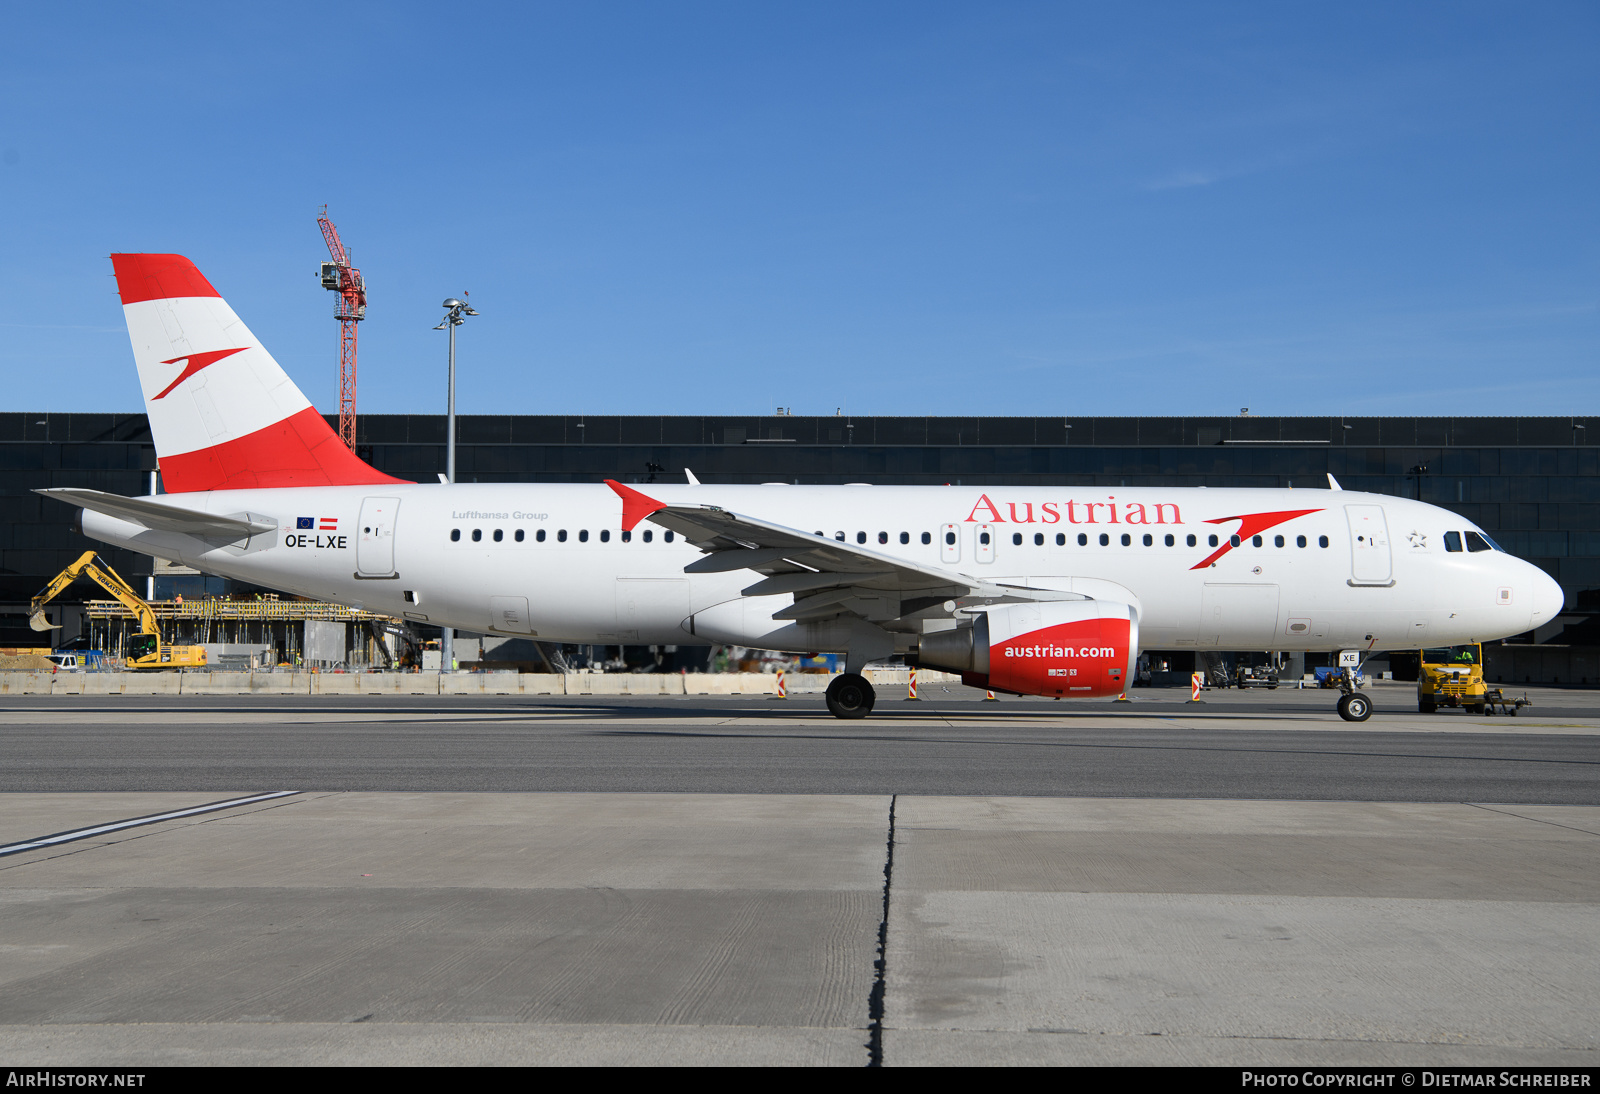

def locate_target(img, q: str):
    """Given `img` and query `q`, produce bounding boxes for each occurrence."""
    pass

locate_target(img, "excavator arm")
[30,550,159,636]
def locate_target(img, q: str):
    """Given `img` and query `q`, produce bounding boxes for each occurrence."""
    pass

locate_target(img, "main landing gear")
[826,673,876,719]
[1332,668,1373,722]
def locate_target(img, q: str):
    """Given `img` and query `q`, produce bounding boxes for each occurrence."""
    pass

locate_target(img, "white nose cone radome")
[111,254,403,493]
[1530,565,1565,630]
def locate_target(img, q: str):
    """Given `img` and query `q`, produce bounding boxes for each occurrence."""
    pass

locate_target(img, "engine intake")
[918,600,1139,698]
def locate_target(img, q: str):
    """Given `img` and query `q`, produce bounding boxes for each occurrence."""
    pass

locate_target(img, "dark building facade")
[3,411,1597,645]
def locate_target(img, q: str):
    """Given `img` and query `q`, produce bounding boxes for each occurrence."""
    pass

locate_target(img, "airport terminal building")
[4,411,1597,674]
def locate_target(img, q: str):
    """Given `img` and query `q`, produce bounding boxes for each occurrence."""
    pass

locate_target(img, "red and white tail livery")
[112,254,403,493]
[42,253,1564,720]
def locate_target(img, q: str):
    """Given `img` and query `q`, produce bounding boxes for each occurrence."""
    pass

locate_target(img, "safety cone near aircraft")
[41,253,1565,721]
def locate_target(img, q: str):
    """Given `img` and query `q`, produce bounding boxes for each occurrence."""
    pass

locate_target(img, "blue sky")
[1,2,1595,418]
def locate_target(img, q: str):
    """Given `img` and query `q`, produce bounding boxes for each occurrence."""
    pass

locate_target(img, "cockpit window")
[1464,531,1495,553]
[1443,531,1462,553]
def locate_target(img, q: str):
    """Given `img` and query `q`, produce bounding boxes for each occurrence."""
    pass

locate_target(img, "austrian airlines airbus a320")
[44,254,1562,720]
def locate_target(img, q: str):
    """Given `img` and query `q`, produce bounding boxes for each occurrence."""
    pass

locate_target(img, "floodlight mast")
[317,206,367,451]
[433,295,477,673]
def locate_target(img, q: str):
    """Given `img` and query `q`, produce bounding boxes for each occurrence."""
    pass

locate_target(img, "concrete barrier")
[479,672,523,696]
[567,673,687,695]
[390,674,443,695]
[0,669,965,697]
[782,673,833,693]
[310,674,363,695]
[240,672,314,695]
[439,674,486,695]
[684,674,778,695]
[351,673,440,695]
[74,672,182,695]
[178,672,254,694]
[0,672,55,694]
[621,674,686,695]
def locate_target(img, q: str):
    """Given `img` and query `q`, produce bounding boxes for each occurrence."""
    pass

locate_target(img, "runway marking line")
[0,791,300,858]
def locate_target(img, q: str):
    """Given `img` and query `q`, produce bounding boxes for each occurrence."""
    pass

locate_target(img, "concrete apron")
[0,793,1594,1066]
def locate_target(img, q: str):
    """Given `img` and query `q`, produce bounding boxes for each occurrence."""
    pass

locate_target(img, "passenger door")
[1345,505,1393,585]
[356,497,400,576]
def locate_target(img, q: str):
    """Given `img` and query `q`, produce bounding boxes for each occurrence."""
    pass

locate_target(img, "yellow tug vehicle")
[1417,643,1528,716]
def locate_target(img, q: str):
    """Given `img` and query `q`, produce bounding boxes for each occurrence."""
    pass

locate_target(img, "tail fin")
[111,253,406,493]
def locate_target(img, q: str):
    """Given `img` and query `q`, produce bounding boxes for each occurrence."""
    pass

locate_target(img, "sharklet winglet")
[605,479,667,532]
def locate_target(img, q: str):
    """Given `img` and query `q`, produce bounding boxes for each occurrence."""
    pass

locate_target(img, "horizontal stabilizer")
[36,488,276,539]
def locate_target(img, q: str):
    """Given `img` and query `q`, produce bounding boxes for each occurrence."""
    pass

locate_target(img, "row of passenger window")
[826,529,1332,549]
[449,528,677,543]
[824,531,935,544]
[1000,531,1330,548]
[450,526,1335,549]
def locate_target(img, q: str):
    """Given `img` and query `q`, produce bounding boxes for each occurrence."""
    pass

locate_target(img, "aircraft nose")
[1529,564,1564,630]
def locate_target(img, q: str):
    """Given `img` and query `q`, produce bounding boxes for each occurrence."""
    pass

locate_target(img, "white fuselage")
[77,482,1563,656]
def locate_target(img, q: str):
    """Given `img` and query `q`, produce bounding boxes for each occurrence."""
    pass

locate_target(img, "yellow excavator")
[30,550,207,670]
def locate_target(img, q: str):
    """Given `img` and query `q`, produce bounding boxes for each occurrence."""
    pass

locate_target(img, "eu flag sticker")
[296,517,314,529]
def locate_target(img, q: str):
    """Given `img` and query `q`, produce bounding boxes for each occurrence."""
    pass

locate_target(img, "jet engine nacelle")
[917,600,1139,698]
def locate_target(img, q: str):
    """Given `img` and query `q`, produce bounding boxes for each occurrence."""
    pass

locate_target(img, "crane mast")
[316,206,367,451]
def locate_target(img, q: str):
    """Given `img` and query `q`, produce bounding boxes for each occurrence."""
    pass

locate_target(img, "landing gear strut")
[1333,668,1372,722]
[826,673,876,719]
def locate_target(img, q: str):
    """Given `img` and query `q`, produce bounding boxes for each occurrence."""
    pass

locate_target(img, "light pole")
[434,296,477,671]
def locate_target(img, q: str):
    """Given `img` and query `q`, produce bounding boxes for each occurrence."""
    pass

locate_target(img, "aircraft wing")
[36,488,277,539]
[605,480,1083,625]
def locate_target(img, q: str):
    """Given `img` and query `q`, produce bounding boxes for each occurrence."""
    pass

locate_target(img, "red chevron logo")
[1190,508,1325,570]
[153,347,248,400]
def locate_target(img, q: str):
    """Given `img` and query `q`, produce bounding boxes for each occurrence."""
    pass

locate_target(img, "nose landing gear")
[1333,668,1373,722]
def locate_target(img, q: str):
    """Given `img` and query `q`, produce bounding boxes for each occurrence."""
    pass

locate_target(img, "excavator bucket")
[29,611,59,632]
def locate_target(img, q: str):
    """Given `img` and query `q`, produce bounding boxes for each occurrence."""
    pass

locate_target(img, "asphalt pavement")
[1,684,1596,802]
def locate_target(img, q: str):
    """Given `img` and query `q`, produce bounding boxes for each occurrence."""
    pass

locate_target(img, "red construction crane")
[316,205,367,450]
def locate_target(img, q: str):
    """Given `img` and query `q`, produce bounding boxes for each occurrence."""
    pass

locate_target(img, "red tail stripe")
[158,406,409,492]
[111,254,223,305]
